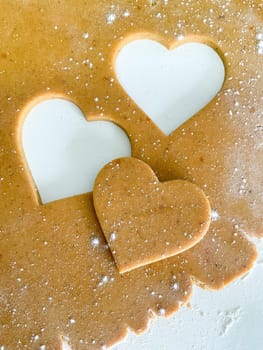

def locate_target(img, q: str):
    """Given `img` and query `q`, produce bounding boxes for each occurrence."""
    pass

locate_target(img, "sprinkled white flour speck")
[68,317,76,325]
[177,34,185,40]
[171,282,179,291]
[218,307,242,336]
[110,232,117,241]
[98,275,109,287]
[82,32,89,39]
[159,308,166,315]
[256,33,263,54]
[106,13,116,24]
[91,237,100,247]
[123,10,130,17]
[211,210,220,221]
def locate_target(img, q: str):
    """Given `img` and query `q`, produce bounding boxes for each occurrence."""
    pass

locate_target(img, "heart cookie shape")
[115,40,225,135]
[22,98,131,203]
[94,157,211,273]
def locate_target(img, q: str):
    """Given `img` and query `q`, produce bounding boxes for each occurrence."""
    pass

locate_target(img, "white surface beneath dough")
[113,239,263,350]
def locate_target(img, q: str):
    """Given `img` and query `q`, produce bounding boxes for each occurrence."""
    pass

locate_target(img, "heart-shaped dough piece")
[94,158,211,273]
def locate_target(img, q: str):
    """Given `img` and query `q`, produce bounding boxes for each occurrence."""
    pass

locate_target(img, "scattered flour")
[218,307,242,336]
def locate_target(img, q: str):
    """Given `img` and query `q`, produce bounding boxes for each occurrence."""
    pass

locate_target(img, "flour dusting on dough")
[256,32,263,54]
[218,307,242,336]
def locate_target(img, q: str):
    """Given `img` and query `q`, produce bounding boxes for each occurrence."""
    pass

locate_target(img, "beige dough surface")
[94,157,211,273]
[0,1,262,349]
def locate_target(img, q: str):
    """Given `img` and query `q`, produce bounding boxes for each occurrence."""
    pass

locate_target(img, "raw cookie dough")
[94,157,211,273]
[0,1,261,349]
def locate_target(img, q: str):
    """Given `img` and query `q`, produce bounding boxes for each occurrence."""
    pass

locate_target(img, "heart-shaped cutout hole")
[115,39,225,135]
[22,98,131,204]
[94,157,211,273]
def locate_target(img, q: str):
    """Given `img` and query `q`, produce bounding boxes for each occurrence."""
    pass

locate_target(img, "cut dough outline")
[93,157,211,273]
[18,35,226,205]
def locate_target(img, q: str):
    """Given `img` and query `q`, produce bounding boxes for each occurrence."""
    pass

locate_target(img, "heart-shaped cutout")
[94,157,211,273]
[22,98,131,204]
[115,40,225,135]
